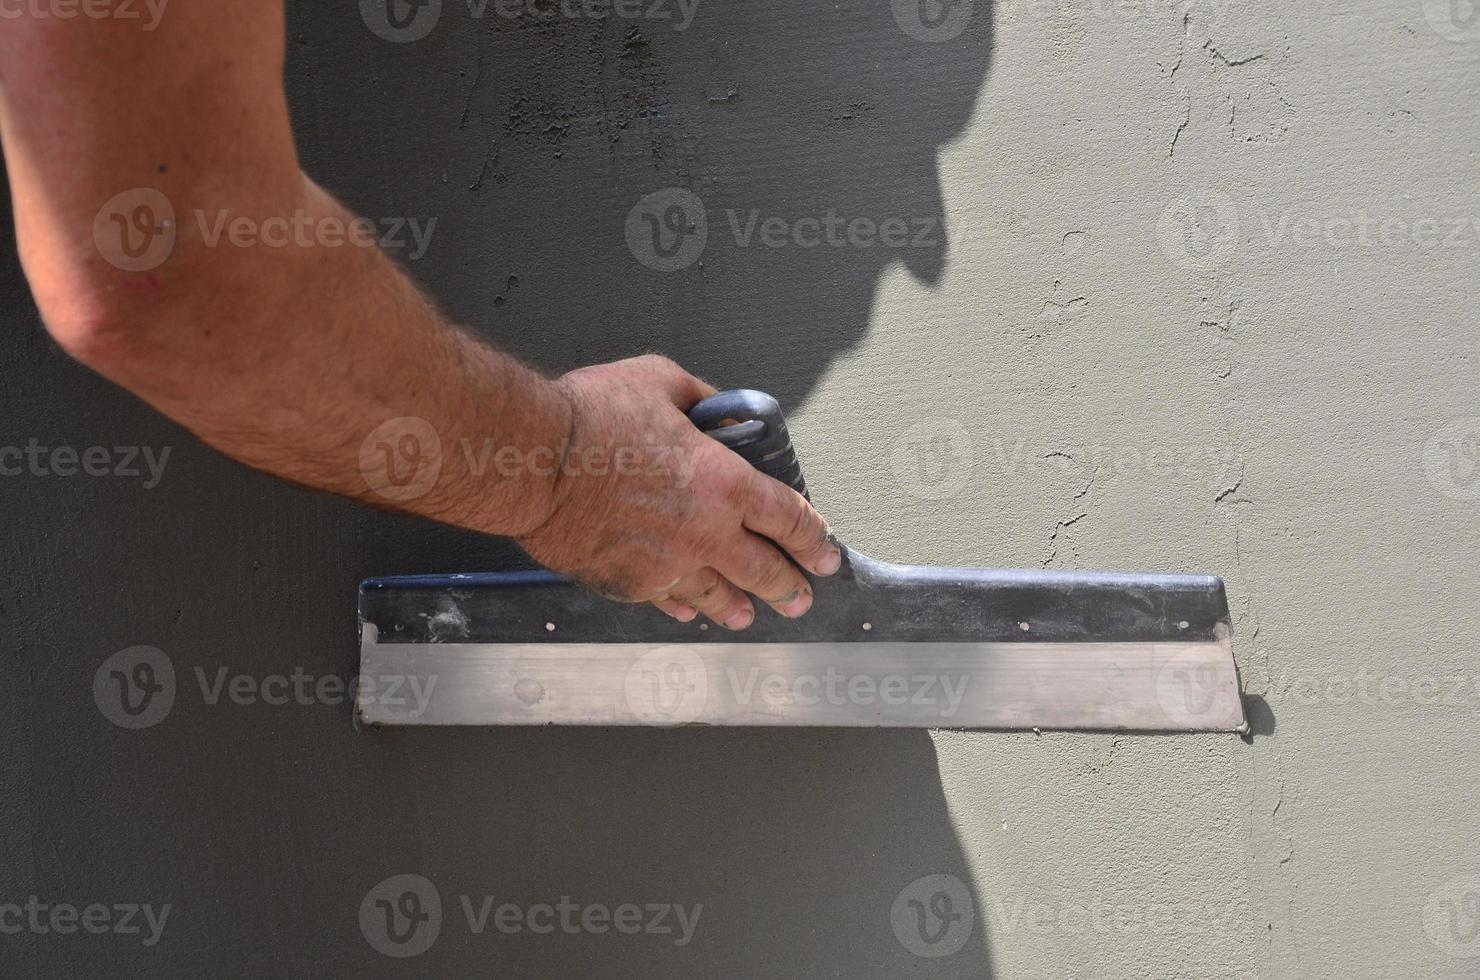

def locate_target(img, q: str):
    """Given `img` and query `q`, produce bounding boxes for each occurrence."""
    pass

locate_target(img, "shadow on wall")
[0,3,997,978]
[283,0,1001,976]
[308,0,996,408]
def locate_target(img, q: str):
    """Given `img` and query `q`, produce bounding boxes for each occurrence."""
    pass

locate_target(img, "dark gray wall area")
[2,1,998,977]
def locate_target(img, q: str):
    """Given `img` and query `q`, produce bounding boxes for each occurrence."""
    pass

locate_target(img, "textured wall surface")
[2,0,1478,976]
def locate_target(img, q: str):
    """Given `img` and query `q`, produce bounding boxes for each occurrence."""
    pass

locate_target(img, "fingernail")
[674,604,697,622]
[816,546,842,576]
[777,589,813,618]
[722,607,754,630]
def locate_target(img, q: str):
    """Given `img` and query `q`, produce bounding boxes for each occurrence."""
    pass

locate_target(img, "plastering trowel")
[357,391,1246,732]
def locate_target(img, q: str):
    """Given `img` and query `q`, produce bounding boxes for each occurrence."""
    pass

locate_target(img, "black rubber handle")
[688,389,809,500]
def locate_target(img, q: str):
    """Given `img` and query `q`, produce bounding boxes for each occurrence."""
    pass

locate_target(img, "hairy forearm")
[32,176,573,537]
[0,9,571,538]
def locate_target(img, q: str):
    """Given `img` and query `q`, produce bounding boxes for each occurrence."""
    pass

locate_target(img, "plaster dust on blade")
[357,390,1246,732]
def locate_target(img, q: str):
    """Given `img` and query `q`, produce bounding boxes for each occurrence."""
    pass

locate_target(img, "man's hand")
[0,3,839,629]
[519,355,841,629]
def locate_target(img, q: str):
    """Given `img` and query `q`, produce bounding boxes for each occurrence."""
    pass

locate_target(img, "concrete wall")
[2,0,1477,976]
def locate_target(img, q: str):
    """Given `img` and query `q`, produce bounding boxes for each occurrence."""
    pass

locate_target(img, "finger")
[650,597,698,623]
[631,353,717,410]
[713,529,815,619]
[667,566,755,631]
[740,473,842,576]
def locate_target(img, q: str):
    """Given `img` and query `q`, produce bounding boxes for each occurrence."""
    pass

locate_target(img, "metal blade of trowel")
[357,391,1246,732]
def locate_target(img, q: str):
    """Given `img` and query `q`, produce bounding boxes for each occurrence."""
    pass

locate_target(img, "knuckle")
[634,572,678,601]
[580,571,641,602]
[753,554,794,594]
[672,568,723,606]
[694,575,724,603]
[677,521,726,563]
[713,593,747,618]
[726,470,760,510]
[785,499,818,549]
[635,352,679,375]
